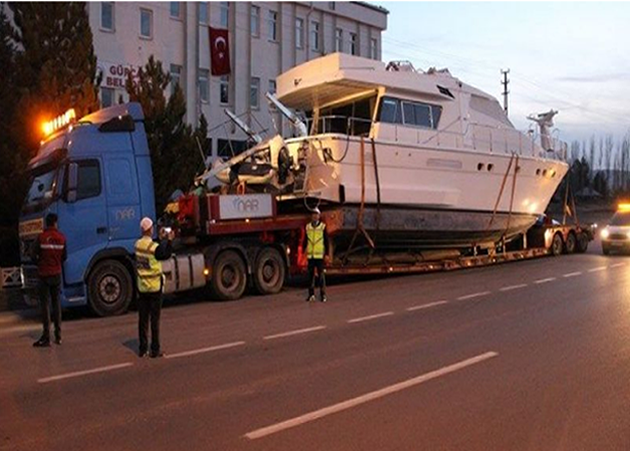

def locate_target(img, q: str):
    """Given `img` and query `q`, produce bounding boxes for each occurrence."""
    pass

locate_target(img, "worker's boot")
[33,336,51,348]
[306,294,316,302]
[320,294,327,303]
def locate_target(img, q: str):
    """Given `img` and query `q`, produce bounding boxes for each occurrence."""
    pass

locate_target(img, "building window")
[329,2,336,10]
[268,80,276,95]
[350,32,358,55]
[199,2,208,24]
[250,5,260,37]
[101,2,114,31]
[140,8,153,39]
[199,69,209,103]
[370,38,378,59]
[101,87,115,108]
[268,10,278,41]
[335,28,343,52]
[310,21,320,51]
[220,2,229,28]
[220,75,230,104]
[250,77,260,109]
[170,64,182,96]
[294,18,304,49]
[170,2,181,19]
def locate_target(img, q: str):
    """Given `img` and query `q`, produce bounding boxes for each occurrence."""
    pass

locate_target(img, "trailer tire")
[551,233,564,256]
[253,247,285,295]
[209,250,247,301]
[565,232,577,254]
[88,259,133,317]
[576,232,589,253]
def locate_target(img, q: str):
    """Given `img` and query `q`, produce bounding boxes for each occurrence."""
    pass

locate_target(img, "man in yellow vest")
[135,217,173,358]
[303,208,329,302]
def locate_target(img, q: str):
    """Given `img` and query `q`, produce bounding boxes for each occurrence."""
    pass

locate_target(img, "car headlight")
[601,228,610,240]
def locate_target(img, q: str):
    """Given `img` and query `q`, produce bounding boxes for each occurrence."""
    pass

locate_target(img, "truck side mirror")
[65,162,78,203]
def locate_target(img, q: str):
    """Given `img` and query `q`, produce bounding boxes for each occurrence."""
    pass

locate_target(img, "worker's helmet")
[140,217,153,232]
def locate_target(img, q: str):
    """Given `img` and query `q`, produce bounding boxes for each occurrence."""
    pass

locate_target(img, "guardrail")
[1,267,22,289]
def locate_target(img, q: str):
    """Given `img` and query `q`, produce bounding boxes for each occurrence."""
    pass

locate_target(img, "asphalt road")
[2,239,630,451]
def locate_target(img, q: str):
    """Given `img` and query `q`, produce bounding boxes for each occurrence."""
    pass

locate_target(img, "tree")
[125,56,204,212]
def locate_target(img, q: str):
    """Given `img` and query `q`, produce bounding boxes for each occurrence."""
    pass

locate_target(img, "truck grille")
[609,233,628,240]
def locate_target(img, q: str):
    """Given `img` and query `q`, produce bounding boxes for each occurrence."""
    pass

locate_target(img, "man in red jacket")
[31,213,67,347]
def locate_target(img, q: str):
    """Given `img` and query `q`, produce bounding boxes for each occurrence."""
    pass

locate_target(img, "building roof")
[351,1,390,15]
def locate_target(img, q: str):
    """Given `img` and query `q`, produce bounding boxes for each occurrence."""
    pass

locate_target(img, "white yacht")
[210,53,569,251]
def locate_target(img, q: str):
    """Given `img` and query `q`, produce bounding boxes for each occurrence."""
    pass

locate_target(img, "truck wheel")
[602,244,610,255]
[551,233,564,256]
[253,247,285,295]
[88,259,133,317]
[210,250,247,301]
[565,232,577,254]
[576,232,589,253]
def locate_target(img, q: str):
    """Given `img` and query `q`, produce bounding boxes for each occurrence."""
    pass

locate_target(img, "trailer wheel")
[253,247,286,295]
[210,250,247,301]
[551,233,564,256]
[565,232,577,254]
[88,259,133,317]
[576,232,589,253]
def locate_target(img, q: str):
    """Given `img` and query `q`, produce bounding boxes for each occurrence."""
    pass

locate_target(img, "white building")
[89,1,388,158]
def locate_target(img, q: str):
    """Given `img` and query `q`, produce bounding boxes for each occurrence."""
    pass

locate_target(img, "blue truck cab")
[19,103,155,316]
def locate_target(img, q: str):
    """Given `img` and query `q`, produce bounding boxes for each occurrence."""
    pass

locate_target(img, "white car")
[600,210,630,255]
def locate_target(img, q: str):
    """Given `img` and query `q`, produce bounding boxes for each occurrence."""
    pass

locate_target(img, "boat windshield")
[307,95,376,136]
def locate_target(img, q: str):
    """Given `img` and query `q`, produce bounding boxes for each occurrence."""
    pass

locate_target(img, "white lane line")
[264,326,327,340]
[588,266,607,273]
[347,312,394,324]
[165,341,245,359]
[244,351,499,440]
[499,284,527,292]
[406,301,448,312]
[534,277,556,284]
[38,362,133,384]
[457,291,491,301]
[563,272,582,278]
[611,263,625,268]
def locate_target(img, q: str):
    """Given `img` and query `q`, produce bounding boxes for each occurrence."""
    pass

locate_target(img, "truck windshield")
[610,211,630,226]
[23,166,59,212]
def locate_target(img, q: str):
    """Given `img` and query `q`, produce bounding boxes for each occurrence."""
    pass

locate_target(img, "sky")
[378,1,630,143]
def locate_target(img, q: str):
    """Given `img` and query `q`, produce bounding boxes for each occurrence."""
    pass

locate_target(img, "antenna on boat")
[265,92,308,137]
[527,110,558,151]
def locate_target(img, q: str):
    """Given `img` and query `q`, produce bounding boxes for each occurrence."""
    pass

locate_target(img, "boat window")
[413,103,432,128]
[377,97,402,124]
[431,105,442,127]
[401,100,438,129]
[402,102,415,126]
[317,96,375,136]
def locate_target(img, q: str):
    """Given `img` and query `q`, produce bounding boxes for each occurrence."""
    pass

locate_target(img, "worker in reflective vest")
[303,208,329,302]
[31,213,67,347]
[135,217,173,358]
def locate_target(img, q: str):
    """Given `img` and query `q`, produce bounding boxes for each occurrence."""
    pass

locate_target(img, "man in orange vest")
[32,213,67,347]
[303,208,329,302]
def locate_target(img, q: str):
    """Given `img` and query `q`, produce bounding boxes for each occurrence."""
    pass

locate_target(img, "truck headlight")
[601,228,610,240]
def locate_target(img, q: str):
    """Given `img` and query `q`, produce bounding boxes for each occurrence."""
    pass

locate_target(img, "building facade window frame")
[199,69,209,103]
[170,64,182,96]
[370,37,378,59]
[250,5,260,37]
[219,2,229,28]
[140,8,153,39]
[220,75,230,105]
[199,2,208,25]
[268,10,278,42]
[170,2,182,20]
[335,28,343,52]
[101,2,115,32]
[101,87,115,108]
[295,18,304,49]
[268,80,277,95]
[350,32,358,55]
[250,77,260,109]
[310,20,320,52]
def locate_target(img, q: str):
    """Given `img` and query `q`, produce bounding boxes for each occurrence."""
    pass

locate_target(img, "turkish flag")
[209,27,231,76]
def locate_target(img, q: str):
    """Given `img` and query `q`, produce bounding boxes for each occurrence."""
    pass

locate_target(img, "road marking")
[534,277,556,284]
[244,351,499,440]
[38,363,133,384]
[347,312,394,324]
[165,341,245,359]
[611,263,625,268]
[457,291,491,301]
[499,284,527,292]
[406,301,448,312]
[588,266,607,273]
[563,272,582,278]
[264,326,327,340]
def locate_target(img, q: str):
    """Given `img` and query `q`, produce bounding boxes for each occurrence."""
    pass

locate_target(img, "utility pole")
[501,69,510,117]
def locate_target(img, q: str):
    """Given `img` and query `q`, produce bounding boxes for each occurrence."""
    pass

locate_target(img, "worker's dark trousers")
[38,276,62,341]
[138,291,162,354]
[307,259,326,298]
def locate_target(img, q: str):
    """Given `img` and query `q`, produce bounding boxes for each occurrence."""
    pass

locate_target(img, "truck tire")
[564,232,577,254]
[602,243,610,255]
[576,232,589,253]
[551,233,564,256]
[209,250,247,301]
[88,259,133,317]
[253,247,285,295]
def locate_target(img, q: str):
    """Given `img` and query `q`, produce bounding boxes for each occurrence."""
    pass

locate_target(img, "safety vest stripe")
[41,244,65,250]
